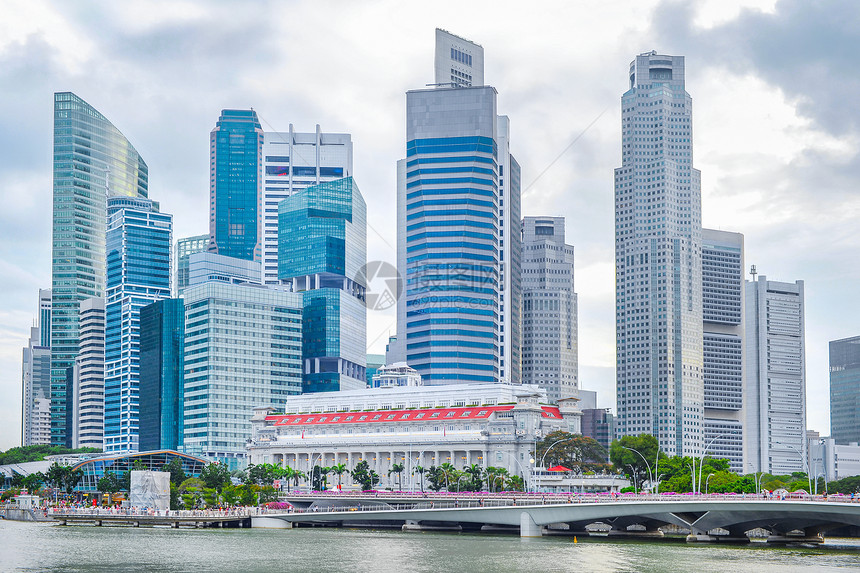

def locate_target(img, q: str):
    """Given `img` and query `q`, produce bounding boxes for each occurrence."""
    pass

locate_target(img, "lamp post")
[698,433,732,493]
[748,463,763,495]
[777,442,812,493]
[537,438,579,493]
[705,473,715,495]
[621,446,653,492]
[498,451,531,492]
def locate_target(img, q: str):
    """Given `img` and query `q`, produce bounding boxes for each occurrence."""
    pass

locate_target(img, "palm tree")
[438,463,458,491]
[413,465,426,493]
[330,463,347,490]
[464,464,483,492]
[486,467,509,493]
[389,463,405,490]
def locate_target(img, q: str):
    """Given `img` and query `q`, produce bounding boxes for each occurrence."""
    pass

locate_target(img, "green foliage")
[311,466,331,491]
[330,463,347,489]
[201,487,219,508]
[239,484,258,506]
[536,431,609,472]
[826,475,860,495]
[1,488,22,501]
[0,446,100,466]
[350,460,380,491]
[97,472,121,494]
[222,485,240,506]
[45,462,84,494]
[132,459,147,471]
[245,463,282,486]
[485,466,509,492]
[506,474,525,491]
[161,458,187,486]
[258,485,279,503]
[463,464,484,492]
[200,462,231,492]
[609,434,661,488]
[426,466,444,492]
[169,483,180,510]
[413,465,426,492]
[388,463,405,490]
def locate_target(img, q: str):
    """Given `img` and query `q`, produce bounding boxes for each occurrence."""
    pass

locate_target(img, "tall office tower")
[139,298,185,451]
[39,289,52,348]
[279,177,368,392]
[182,283,303,468]
[521,217,578,402]
[745,275,806,474]
[614,52,703,457]
[829,336,860,445]
[434,28,484,87]
[22,326,52,446]
[70,297,105,449]
[51,92,148,446]
[581,408,615,456]
[261,127,352,285]
[396,31,520,386]
[209,109,263,262]
[175,234,208,295]
[103,197,172,453]
[701,230,744,472]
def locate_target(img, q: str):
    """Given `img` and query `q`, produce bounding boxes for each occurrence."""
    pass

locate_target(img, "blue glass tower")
[51,92,148,446]
[395,86,501,385]
[278,177,367,392]
[209,109,263,262]
[103,196,172,453]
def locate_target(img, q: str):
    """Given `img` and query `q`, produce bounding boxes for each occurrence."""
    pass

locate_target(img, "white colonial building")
[247,384,583,489]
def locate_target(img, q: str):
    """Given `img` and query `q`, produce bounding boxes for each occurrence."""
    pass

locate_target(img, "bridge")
[253,495,860,542]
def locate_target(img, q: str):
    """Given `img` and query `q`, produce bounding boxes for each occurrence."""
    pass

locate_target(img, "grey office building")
[830,336,860,445]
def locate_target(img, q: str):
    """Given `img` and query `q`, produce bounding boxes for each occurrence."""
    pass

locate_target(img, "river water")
[3,519,860,572]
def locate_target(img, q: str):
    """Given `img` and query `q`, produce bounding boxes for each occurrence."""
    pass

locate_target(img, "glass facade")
[71,297,105,449]
[175,234,208,295]
[209,109,263,262]
[278,177,367,392]
[830,336,860,445]
[71,450,208,493]
[614,53,704,457]
[182,283,303,468]
[51,92,148,446]
[103,197,172,453]
[139,298,185,452]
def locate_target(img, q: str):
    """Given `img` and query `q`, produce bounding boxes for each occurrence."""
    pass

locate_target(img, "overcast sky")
[1,0,857,452]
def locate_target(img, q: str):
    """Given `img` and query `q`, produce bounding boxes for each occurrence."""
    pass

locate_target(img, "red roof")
[547,465,572,472]
[265,404,563,426]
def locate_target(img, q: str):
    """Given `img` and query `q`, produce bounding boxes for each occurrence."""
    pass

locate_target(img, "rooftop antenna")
[750,264,757,281]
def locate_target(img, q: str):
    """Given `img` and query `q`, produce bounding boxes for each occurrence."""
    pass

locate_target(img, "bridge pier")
[520,512,543,538]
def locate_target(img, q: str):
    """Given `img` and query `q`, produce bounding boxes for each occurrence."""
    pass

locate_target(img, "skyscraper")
[209,109,263,262]
[521,217,578,402]
[614,52,704,457]
[70,297,105,449]
[279,177,367,392]
[39,288,52,349]
[174,234,208,295]
[701,229,744,472]
[745,275,806,474]
[22,324,51,447]
[103,196,172,453]
[261,127,353,285]
[51,92,148,446]
[829,335,860,445]
[434,28,484,87]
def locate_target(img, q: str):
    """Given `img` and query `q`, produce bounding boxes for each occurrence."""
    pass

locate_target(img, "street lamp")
[697,433,733,493]
[537,438,579,492]
[747,463,763,495]
[621,446,653,492]
[705,473,715,495]
[776,442,812,493]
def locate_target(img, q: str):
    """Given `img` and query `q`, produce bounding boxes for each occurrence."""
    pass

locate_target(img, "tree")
[200,462,231,492]
[0,445,100,466]
[222,485,240,506]
[20,472,45,493]
[161,458,187,486]
[350,460,380,491]
[97,472,121,497]
[413,465,426,493]
[311,466,331,491]
[506,474,525,491]
[464,464,483,492]
[486,467,509,492]
[45,462,83,494]
[389,463,405,490]
[239,485,258,507]
[132,459,147,471]
[437,463,458,491]
[426,466,444,492]
[330,463,347,490]
[536,431,609,473]
[609,434,661,489]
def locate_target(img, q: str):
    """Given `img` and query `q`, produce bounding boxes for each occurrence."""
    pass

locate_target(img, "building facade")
[434,28,484,88]
[103,197,172,453]
[182,283,303,468]
[209,109,263,262]
[581,408,615,457]
[22,325,51,447]
[139,298,185,452]
[174,234,208,296]
[701,229,744,472]
[70,297,105,449]
[745,275,806,474]
[521,217,578,403]
[830,335,860,445]
[188,252,262,288]
[51,92,148,446]
[261,127,353,285]
[247,384,581,489]
[614,52,704,457]
[371,363,423,388]
[279,177,367,393]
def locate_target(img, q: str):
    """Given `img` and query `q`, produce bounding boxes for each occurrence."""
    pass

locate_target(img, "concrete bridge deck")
[50,510,252,528]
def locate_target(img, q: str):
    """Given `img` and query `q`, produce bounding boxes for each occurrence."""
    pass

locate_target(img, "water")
[3,519,860,572]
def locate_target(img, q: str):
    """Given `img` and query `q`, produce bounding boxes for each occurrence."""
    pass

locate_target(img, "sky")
[1,0,858,452]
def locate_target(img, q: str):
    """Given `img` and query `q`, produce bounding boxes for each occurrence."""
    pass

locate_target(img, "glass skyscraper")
[174,234,208,295]
[614,52,704,457]
[279,176,367,392]
[51,92,148,446]
[209,109,263,262]
[103,196,172,453]
[830,336,860,445]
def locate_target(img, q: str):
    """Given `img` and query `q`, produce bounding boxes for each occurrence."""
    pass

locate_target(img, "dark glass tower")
[830,336,860,445]
[209,109,263,262]
[51,92,148,446]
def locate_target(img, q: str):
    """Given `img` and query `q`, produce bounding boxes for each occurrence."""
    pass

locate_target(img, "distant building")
[182,282,303,469]
[521,217,577,402]
[830,335,860,445]
[22,323,51,447]
[434,28,484,87]
[188,252,262,287]
[174,234,208,295]
[366,354,386,387]
[209,109,263,262]
[103,196,172,453]
[701,229,745,472]
[279,177,367,393]
[745,275,806,474]
[38,288,52,349]
[51,92,148,446]
[371,363,423,388]
[808,433,860,481]
[139,298,185,452]
[581,408,615,457]
[261,127,352,285]
[70,297,105,450]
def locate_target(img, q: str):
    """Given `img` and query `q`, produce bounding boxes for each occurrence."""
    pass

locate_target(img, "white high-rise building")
[745,274,807,474]
[71,297,105,449]
[701,229,744,472]
[22,289,52,446]
[434,28,484,87]
[614,52,704,456]
[261,127,352,285]
[521,217,578,402]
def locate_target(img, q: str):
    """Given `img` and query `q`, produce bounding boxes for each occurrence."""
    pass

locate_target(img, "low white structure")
[129,471,170,511]
[248,384,582,489]
[371,362,422,388]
